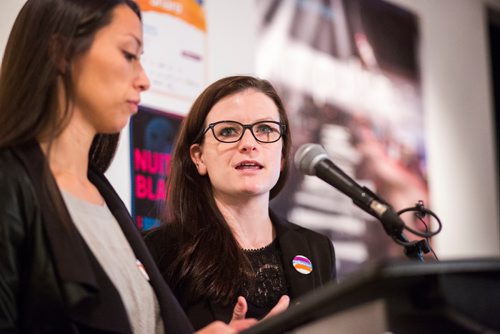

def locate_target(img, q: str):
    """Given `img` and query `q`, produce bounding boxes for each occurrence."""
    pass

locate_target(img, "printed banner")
[136,0,207,114]
[130,107,182,231]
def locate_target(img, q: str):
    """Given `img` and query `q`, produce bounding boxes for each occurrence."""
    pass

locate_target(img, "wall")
[385,0,500,259]
[0,0,25,61]
[1,0,498,259]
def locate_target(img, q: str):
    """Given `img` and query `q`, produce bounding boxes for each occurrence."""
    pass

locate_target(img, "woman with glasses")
[145,75,336,330]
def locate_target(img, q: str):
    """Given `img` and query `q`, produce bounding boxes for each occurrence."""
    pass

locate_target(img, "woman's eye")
[123,51,137,62]
[256,124,274,133]
[219,127,238,136]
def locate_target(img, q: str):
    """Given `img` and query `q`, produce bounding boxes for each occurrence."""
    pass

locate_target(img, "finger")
[230,296,248,321]
[263,295,290,320]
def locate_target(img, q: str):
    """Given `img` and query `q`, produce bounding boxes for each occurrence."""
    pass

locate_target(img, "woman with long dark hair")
[145,75,336,330]
[0,1,250,333]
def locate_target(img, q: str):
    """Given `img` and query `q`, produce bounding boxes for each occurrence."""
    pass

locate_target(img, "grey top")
[62,191,164,334]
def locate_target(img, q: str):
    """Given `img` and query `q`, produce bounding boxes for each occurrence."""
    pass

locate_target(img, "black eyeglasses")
[199,120,286,143]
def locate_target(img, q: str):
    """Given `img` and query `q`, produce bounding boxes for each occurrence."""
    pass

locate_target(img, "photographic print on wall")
[256,0,427,276]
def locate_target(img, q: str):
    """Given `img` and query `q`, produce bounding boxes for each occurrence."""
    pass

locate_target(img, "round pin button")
[292,255,313,274]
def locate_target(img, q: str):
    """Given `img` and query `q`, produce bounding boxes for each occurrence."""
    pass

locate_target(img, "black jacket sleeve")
[0,149,38,331]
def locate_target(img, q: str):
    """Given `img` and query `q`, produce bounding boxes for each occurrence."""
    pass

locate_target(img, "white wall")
[1,0,498,259]
[204,0,257,82]
[0,0,25,61]
[386,0,500,258]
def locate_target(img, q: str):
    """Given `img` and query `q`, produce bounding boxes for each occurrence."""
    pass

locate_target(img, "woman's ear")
[190,143,207,175]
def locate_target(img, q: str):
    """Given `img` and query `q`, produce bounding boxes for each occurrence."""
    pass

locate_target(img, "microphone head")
[294,143,329,175]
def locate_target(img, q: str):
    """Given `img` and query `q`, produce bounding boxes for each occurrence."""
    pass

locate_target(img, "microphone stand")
[359,187,430,261]
[394,234,429,262]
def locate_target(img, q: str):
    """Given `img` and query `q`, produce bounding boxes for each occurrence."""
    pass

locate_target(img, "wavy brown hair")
[162,75,291,305]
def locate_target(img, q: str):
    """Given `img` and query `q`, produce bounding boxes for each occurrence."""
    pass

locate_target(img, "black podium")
[241,258,500,334]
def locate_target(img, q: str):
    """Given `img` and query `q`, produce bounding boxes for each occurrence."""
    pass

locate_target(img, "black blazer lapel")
[13,143,98,294]
[14,143,132,333]
[272,212,316,301]
[89,168,194,334]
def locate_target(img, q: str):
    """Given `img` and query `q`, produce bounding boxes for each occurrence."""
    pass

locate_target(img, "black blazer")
[0,142,193,333]
[145,210,336,330]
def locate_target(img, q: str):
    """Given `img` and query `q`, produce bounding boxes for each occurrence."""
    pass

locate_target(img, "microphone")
[294,143,404,238]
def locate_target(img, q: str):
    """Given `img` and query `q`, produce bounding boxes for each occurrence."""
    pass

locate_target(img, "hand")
[229,295,290,325]
[228,296,257,331]
[197,295,291,334]
[230,296,248,322]
[262,295,290,320]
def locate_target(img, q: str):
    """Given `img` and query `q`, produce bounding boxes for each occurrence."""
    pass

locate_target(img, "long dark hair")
[164,75,291,305]
[0,0,141,171]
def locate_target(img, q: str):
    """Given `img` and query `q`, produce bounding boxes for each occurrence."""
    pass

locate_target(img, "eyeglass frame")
[195,120,287,144]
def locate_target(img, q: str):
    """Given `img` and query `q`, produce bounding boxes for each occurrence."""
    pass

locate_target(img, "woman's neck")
[39,119,103,205]
[41,129,90,176]
[214,194,275,250]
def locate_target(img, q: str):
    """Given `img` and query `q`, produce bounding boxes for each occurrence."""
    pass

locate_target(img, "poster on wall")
[131,106,182,231]
[136,0,207,115]
[131,0,207,231]
[256,0,427,276]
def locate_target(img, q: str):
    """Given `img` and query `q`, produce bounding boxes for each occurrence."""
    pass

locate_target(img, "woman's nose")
[136,62,151,92]
[238,128,257,151]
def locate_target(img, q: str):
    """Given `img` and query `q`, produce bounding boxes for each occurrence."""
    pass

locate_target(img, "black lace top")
[240,239,288,319]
